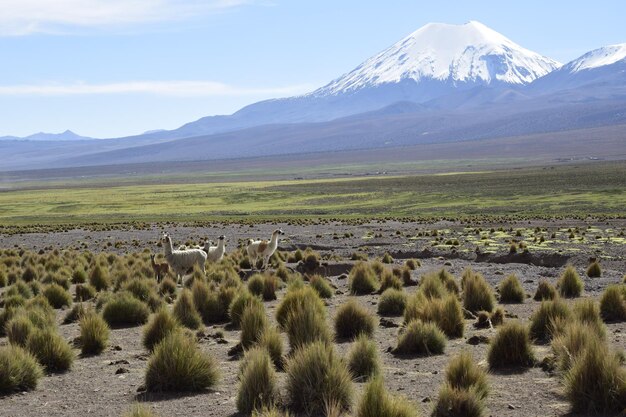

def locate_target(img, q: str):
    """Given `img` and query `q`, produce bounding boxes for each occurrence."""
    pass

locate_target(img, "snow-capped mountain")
[313,21,560,97]
[564,43,626,73]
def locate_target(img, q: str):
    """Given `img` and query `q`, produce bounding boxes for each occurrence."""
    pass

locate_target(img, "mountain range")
[2,21,626,172]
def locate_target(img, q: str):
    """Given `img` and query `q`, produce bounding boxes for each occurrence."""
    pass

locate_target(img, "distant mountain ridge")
[0,129,94,141]
[2,21,626,171]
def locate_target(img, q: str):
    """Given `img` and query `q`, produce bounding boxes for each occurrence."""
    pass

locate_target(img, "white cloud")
[0,80,312,97]
[0,0,260,35]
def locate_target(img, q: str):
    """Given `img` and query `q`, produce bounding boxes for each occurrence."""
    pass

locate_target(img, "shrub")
[75,284,96,301]
[432,384,484,417]
[379,270,403,292]
[564,338,626,414]
[586,261,602,278]
[21,266,38,282]
[258,326,284,369]
[173,289,203,329]
[394,320,446,356]
[252,407,291,417]
[463,272,495,313]
[572,298,606,338]
[7,280,33,299]
[355,376,417,417]
[102,292,150,327]
[124,278,156,303]
[230,291,263,328]
[80,311,109,355]
[436,268,460,295]
[487,321,534,369]
[552,321,598,372]
[309,275,333,298]
[276,286,325,329]
[6,314,35,347]
[533,280,556,301]
[143,309,180,351]
[43,283,72,309]
[122,404,159,417]
[418,273,446,299]
[404,292,464,338]
[599,285,626,322]
[26,327,74,372]
[262,274,279,301]
[63,302,86,324]
[378,288,407,316]
[285,299,331,349]
[349,262,379,295]
[159,277,177,296]
[347,334,379,381]
[71,269,87,284]
[557,265,583,298]
[405,259,419,270]
[0,345,43,393]
[444,352,488,399]
[381,252,393,264]
[285,341,353,415]
[334,299,375,340]
[529,298,571,341]
[89,264,110,291]
[241,301,268,349]
[248,274,266,296]
[498,274,525,303]
[237,347,279,414]
[145,331,219,392]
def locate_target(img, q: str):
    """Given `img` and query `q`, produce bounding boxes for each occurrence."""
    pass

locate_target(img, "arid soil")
[0,219,625,417]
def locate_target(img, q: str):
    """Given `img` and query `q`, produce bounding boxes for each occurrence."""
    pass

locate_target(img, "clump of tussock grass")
[463,272,495,313]
[571,298,606,338]
[159,276,177,297]
[533,280,556,301]
[75,284,96,301]
[349,262,379,295]
[381,252,393,264]
[7,280,33,299]
[557,265,583,298]
[63,302,86,324]
[355,376,417,417]
[418,273,447,299]
[6,314,36,346]
[252,407,291,417]
[122,404,159,417]
[42,283,72,309]
[394,319,446,356]
[404,292,464,338]
[379,270,403,292]
[487,321,535,369]
[258,326,284,369]
[347,334,380,381]
[586,260,602,278]
[599,284,626,322]
[143,309,180,351]
[309,275,333,299]
[240,301,268,349]
[71,269,87,284]
[377,288,407,316]
[230,290,263,328]
[498,274,525,303]
[285,341,353,415]
[21,266,38,282]
[124,278,157,303]
[432,384,485,417]
[80,310,110,355]
[405,259,420,270]
[0,345,43,393]
[192,280,235,324]
[237,347,279,414]
[563,338,626,414]
[435,268,460,295]
[285,298,331,349]
[26,327,75,372]
[276,286,325,328]
[248,274,266,296]
[530,298,571,341]
[89,264,110,291]
[443,352,489,399]
[145,331,219,392]
[102,292,150,327]
[334,299,375,340]
[173,289,203,330]
[551,321,600,372]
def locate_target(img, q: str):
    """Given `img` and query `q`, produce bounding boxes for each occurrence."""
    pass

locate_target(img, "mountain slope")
[0,130,94,141]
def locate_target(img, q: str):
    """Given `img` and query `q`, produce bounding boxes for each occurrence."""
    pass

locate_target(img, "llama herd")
[155,229,284,282]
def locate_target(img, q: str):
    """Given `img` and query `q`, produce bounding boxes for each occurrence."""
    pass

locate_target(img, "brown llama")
[150,254,170,282]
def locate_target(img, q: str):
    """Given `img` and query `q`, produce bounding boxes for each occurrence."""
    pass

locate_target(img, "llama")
[203,235,226,263]
[246,229,284,270]
[150,254,170,283]
[161,232,207,283]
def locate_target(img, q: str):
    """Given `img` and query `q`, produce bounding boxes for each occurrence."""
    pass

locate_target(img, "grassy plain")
[0,161,623,225]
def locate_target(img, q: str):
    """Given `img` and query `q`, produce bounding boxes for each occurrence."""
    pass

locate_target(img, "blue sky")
[0,0,624,138]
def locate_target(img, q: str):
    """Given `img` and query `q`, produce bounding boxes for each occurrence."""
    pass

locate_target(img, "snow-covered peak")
[564,43,626,72]
[313,21,561,96]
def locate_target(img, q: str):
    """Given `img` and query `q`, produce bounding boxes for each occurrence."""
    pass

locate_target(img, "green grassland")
[0,161,624,225]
